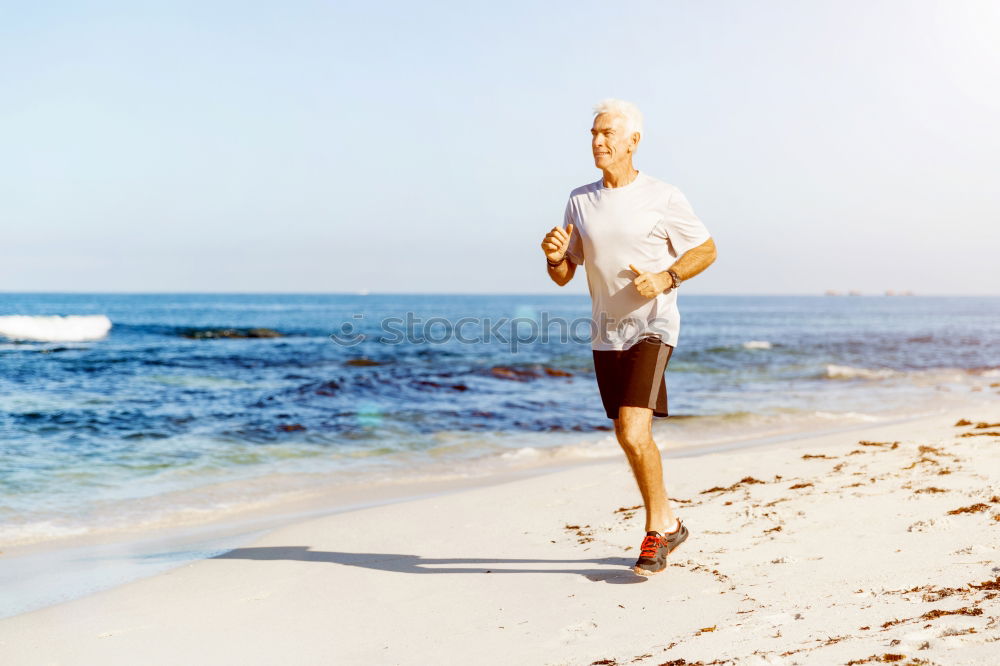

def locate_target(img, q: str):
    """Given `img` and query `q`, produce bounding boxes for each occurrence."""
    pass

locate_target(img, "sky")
[1,0,998,295]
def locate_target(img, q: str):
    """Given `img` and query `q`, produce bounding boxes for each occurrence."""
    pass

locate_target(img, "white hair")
[592,98,644,140]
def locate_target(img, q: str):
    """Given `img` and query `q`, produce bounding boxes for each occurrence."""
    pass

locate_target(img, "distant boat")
[848,290,862,296]
[824,290,842,296]
[357,289,370,296]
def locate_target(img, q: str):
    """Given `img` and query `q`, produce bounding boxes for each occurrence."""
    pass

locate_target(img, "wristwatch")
[667,269,682,289]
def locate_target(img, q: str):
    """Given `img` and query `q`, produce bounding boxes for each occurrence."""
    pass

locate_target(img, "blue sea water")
[1,293,997,546]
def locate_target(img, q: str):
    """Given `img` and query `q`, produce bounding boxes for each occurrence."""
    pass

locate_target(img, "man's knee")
[614,408,652,453]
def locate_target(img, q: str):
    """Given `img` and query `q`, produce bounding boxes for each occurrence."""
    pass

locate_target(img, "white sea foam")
[0,315,112,342]
[825,364,898,380]
[499,446,542,460]
[811,410,884,422]
[498,437,620,464]
[0,520,90,546]
[742,340,772,350]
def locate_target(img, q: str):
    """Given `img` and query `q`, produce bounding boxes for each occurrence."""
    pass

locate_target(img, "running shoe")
[632,519,688,576]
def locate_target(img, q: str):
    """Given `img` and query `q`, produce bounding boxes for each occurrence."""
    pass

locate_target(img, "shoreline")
[1,400,963,552]
[2,402,997,663]
[0,401,985,620]
[1,399,993,623]
[0,404,952,620]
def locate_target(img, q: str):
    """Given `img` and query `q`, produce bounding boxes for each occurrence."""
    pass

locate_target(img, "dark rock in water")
[489,365,573,381]
[413,380,469,392]
[278,423,306,432]
[244,328,282,338]
[182,327,283,339]
[490,366,528,381]
[345,358,382,366]
[315,380,340,396]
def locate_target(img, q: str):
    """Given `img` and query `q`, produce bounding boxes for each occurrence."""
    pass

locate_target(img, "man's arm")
[541,224,579,287]
[662,236,716,283]
[629,237,717,298]
[546,256,577,286]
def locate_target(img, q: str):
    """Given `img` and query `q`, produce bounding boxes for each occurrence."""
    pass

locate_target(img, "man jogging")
[541,98,717,576]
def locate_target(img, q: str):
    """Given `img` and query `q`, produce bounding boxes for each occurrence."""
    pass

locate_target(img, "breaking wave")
[0,315,112,342]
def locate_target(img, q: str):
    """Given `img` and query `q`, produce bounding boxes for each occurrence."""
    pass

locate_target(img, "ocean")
[1,293,997,547]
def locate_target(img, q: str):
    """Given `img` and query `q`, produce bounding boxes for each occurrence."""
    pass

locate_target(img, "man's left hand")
[628,264,672,299]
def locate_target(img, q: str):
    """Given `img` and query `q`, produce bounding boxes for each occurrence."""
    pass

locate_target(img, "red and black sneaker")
[632,519,688,576]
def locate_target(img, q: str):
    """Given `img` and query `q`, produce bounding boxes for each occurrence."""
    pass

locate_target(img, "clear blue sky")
[2,0,997,294]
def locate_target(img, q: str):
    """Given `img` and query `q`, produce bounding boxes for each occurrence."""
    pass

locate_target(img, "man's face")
[591,112,638,170]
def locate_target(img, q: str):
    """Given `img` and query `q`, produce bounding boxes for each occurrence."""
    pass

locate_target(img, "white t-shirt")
[562,170,711,351]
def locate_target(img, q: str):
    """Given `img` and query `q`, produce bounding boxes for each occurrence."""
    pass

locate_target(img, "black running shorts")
[592,336,674,420]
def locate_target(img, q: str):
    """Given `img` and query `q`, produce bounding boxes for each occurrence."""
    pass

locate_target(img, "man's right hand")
[541,223,574,263]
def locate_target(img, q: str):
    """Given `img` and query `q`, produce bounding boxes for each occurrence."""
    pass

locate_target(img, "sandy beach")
[1,404,998,665]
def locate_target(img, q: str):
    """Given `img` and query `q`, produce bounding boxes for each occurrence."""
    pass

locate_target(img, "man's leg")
[613,405,678,534]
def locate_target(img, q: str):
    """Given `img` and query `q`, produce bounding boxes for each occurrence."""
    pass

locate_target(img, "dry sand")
[1,406,998,665]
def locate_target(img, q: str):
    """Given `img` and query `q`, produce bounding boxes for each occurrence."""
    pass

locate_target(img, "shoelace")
[639,534,662,558]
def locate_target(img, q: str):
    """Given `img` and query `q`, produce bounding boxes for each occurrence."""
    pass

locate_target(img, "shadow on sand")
[212,546,648,584]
